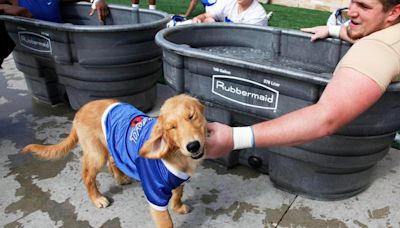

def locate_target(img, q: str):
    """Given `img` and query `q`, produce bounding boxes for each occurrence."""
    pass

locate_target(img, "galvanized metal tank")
[155,23,400,199]
[0,3,170,111]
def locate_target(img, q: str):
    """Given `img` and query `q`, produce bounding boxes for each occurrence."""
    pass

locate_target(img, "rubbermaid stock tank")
[155,23,400,199]
[0,3,169,110]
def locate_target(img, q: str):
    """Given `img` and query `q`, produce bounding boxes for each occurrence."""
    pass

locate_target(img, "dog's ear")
[196,100,205,114]
[140,124,170,159]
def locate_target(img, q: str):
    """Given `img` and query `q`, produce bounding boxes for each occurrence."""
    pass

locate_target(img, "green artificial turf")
[264,4,330,29]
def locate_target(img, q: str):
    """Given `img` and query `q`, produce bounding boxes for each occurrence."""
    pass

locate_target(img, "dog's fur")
[22,94,207,228]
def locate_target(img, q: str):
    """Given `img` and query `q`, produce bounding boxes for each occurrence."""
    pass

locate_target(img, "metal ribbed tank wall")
[0,3,169,111]
[155,23,400,200]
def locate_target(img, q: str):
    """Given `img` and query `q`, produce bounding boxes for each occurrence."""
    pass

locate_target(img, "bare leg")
[132,0,140,9]
[148,0,156,9]
[184,0,199,17]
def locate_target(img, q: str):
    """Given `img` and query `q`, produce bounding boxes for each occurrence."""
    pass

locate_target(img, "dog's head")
[140,94,207,162]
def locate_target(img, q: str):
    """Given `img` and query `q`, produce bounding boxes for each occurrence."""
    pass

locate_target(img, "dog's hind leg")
[108,157,132,185]
[171,185,191,214]
[81,140,110,208]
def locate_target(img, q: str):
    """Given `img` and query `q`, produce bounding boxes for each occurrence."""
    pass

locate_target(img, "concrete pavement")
[1,55,400,227]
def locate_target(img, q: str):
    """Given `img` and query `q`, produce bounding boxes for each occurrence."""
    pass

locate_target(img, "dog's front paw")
[93,196,110,208]
[173,204,191,214]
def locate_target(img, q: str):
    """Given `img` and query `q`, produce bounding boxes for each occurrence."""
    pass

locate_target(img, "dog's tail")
[21,126,78,160]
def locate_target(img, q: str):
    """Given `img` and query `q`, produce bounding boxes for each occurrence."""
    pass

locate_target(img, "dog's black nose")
[186,141,200,153]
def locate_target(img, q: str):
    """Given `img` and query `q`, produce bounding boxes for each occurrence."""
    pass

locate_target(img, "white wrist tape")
[91,0,101,9]
[232,126,255,150]
[328,25,341,38]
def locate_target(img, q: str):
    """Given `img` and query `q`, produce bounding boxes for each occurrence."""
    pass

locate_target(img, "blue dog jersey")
[101,103,190,211]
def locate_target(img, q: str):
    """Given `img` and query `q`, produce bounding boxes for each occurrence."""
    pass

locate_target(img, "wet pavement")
[1,54,400,227]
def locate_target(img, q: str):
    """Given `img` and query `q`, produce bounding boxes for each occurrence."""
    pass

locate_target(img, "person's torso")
[335,23,400,90]
[205,0,229,15]
[18,0,62,22]
[222,0,267,26]
[363,22,400,71]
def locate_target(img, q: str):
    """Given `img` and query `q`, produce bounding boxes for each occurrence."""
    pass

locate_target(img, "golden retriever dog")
[22,94,207,228]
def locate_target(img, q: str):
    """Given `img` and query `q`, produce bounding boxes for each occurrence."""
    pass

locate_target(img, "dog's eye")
[167,123,176,130]
[188,112,195,120]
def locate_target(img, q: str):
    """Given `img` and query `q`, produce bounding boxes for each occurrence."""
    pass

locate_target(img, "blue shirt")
[101,103,190,210]
[19,0,62,22]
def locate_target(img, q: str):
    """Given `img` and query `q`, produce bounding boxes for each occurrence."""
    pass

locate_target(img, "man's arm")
[192,12,216,23]
[206,68,383,158]
[61,0,108,22]
[0,0,14,4]
[253,68,382,147]
[183,0,198,18]
[301,25,355,43]
[0,4,32,17]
